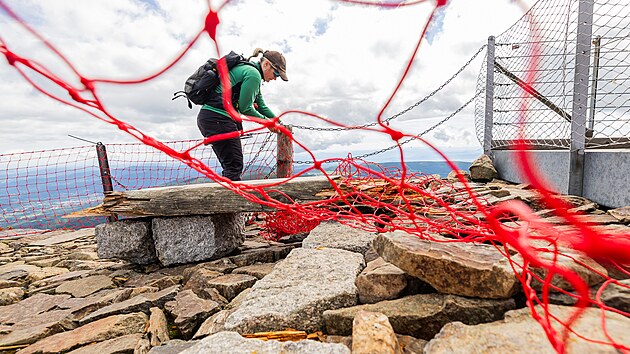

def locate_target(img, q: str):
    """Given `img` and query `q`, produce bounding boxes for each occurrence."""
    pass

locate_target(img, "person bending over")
[197,48,288,181]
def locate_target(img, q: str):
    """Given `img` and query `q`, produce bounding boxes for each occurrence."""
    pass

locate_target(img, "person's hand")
[267,119,283,134]
[268,125,281,134]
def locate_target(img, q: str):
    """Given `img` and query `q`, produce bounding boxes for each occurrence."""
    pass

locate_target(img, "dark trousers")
[197,109,243,181]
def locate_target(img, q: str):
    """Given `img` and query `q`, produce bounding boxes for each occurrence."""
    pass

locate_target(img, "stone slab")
[303,221,376,255]
[224,248,365,333]
[323,294,515,340]
[374,231,519,299]
[424,305,630,353]
[29,229,95,247]
[180,331,350,354]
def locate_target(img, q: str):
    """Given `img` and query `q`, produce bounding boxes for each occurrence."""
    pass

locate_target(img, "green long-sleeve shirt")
[201,61,275,119]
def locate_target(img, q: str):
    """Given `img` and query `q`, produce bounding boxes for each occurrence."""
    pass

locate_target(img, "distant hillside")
[294,160,472,178]
[1,160,471,231]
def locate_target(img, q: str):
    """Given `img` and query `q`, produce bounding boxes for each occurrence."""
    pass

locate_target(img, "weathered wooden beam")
[66,175,338,217]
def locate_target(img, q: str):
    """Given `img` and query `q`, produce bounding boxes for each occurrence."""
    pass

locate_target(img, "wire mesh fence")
[0,132,277,237]
[475,0,630,149]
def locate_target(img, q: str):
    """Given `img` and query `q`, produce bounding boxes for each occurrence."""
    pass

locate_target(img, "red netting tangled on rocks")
[1,0,629,352]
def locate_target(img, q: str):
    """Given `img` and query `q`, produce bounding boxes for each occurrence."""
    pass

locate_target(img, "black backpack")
[173,51,254,109]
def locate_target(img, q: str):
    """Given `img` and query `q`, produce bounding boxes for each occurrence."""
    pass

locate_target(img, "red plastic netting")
[1,0,630,352]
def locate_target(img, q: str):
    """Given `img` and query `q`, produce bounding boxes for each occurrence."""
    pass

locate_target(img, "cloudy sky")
[0,0,534,163]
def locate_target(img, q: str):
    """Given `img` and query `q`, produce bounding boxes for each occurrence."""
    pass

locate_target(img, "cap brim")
[279,71,288,81]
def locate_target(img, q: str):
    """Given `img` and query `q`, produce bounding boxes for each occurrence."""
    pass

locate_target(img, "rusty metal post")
[96,142,118,222]
[276,126,293,178]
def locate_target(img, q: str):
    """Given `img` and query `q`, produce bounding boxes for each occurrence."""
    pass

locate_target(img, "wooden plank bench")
[66,175,338,218]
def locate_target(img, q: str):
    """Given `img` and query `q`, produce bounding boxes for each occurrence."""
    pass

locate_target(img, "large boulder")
[323,293,515,340]
[373,231,519,299]
[424,305,630,353]
[469,154,498,182]
[224,248,365,333]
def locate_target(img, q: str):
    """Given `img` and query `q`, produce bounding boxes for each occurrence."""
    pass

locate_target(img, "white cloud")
[0,0,534,162]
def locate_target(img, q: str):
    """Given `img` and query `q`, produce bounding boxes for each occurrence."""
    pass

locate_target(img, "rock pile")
[1,161,629,353]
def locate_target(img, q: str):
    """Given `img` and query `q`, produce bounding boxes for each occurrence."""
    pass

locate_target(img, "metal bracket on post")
[587,35,601,138]
[276,126,294,178]
[568,0,594,196]
[96,142,118,222]
[483,36,495,157]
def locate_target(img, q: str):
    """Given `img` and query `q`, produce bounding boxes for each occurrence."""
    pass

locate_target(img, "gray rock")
[446,170,471,182]
[229,248,275,267]
[303,221,375,255]
[66,333,143,354]
[374,231,519,299]
[66,251,99,261]
[18,312,148,354]
[522,250,608,292]
[24,267,69,283]
[152,214,245,266]
[224,248,365,333]
[148,307,170,347]
[125,273,183,290]
[193,310,231,339]
[182,268,224,299]
[79,285,179,325]
[135,337,151,354]
[28,229,94,247]
[0,293,71,324]
[164,289,221,339]
[0,279,21,290]
[469,154,498,182]
[608,206,630,223]
[601,279,630,313]
[397,334,427,354]
[55,274,114,298]
[95,220,158,265]
[0,287,25,306]
[233,263,276,279]
[62,288,133,321]
[356,258,407,304]
[323,294,515,340]
[148,339,200,354]
[183,258,238,277]
[28,270,92,289]
[0,262,40,281]
[205,273,257,301]
[180,331,351,354]
[352,310,401,354]
[0,309,74,346]
[424,305,630,353]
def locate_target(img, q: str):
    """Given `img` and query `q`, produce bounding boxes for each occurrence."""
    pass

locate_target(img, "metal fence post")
[484,36,495,156]
[96,142,118,222]
[568,0,594,196]
[276,126,294,178]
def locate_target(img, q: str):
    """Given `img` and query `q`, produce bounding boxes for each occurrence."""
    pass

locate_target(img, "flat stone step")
[223,248,365,333]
